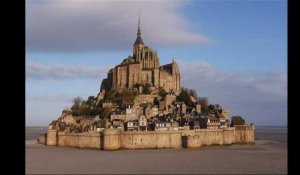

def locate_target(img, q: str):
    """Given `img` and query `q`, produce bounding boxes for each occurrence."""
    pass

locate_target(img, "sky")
[26,0,287,126]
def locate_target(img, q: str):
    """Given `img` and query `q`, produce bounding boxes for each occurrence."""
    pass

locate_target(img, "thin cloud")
[179,60,287,125]
[26,0,211,53]
[27,94,74,103]
[26,63,109,80]
[180,61,287,99]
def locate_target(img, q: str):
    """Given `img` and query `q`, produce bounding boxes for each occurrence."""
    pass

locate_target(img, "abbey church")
[100,16,181,95]
[42,14,245,149]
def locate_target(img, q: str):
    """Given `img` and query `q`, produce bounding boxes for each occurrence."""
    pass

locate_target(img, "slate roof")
[134,35,144,45]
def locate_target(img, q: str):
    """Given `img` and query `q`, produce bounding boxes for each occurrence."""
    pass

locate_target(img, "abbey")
[100,16,181,94]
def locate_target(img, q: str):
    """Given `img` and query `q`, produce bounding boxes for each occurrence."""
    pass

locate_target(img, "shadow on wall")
[100,132,104,150]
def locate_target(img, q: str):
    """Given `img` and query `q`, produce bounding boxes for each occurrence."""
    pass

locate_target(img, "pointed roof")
[134,36,144,45]
[134,12,144,45]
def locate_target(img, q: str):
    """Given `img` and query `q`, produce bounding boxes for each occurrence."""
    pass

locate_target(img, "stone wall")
[57,132,101,149]
[134,94,157,104]
[38,133,47,145]
[222,127,235,145]
[234,125,255,144]
[103,129,120,150]
[185,135,202,148]
[180,128,234,146]
[47,129,57,146]
[45,125,254,150]
[119,130,182,150]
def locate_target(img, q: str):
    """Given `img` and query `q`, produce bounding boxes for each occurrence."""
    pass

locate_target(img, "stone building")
[154,121,171,131]
[138,115,147,131]
[99,16,181,95]
[174,102,187,114]
[207,117,221,129]
[159,94,177,112]
[181,103,187,114]
[126,120,139,131]
[196,104,201,113]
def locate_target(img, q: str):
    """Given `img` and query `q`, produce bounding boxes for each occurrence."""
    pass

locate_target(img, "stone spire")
[137,11,141,37]
[134,11,144,46]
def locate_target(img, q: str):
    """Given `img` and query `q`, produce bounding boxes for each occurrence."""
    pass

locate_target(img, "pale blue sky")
[26,0,287,126]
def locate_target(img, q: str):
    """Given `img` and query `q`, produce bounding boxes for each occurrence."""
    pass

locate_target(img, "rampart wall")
[42,125,254,150]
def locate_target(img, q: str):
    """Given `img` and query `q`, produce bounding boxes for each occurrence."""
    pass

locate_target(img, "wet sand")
[26,127,287,174]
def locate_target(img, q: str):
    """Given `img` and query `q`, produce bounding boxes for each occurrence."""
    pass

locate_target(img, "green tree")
[97,99,103,107]
[176,88,193,107]
[71,97,82,110]
[70,96,102,116]
[86,96,95,106]
[105,89,119,101]
[119,89,137,107]
[143,84,151,94]
[198,97,209,113]
[71,97,84,116]
[90,107,103,116]
[188,89,198,100]
[101,107,113,119]
[230,116,245,126]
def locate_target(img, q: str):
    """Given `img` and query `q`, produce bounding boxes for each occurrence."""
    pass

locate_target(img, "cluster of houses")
[49,95,230,133]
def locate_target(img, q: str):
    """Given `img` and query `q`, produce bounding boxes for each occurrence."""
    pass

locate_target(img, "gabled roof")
[161,63,172,70]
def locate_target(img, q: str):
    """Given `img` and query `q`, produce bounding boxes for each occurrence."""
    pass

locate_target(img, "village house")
[110,106,139,122]
[171,121,179,130]
[125,120,139,131]
[174,102,187,114]
[154,121,172,131]
[110,110,126,121]
[207,117,221,129]
[112,119,124,128]
[195,104,201,113]
[90,119,110,132]
[138,115,147,131]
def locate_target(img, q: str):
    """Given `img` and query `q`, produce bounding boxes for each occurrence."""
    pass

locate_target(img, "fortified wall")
[38,125,254,150]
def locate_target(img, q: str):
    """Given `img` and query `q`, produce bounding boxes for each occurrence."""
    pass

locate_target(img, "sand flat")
[26,130,287,174]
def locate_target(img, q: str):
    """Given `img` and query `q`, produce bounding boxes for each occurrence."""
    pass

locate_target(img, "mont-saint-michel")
[26,1,287,174]
[37,16,255,150]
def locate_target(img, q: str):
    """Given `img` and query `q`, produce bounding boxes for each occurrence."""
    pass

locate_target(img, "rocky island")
[37,16,255,150]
